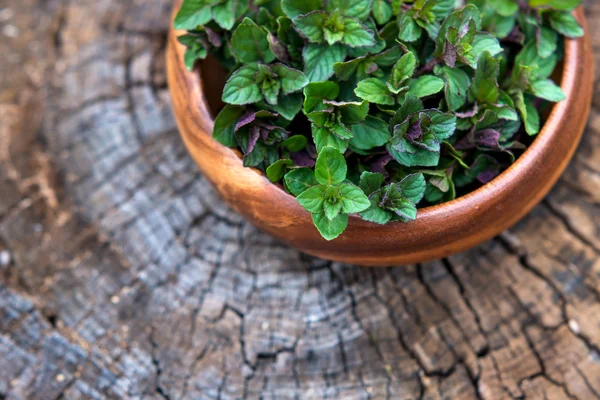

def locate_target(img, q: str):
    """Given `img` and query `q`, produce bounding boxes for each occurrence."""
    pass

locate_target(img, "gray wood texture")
[0,0,599,398]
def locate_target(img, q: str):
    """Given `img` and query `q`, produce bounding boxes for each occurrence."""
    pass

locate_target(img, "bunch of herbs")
[175,0,583,240]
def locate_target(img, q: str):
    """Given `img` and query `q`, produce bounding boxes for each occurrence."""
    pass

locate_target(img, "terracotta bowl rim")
[171,7,587,225]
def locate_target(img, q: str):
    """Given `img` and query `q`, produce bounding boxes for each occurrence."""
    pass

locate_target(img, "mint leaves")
[294,10,375,47]
[222,63,308,106]
[359,172,426,224]
[175,0,583,240]
[297,147,370,239]
[174,0,248,30]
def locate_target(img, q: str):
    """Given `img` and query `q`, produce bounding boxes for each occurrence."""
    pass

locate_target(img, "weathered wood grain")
[0,0,598,399]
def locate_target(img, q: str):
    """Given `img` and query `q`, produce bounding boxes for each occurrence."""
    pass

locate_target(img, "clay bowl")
[166,6,593,266]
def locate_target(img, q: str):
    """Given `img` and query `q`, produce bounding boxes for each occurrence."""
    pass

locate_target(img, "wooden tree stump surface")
[0,1,599,399]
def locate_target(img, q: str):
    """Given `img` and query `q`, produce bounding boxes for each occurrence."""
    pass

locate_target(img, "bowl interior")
[199,57,228,118]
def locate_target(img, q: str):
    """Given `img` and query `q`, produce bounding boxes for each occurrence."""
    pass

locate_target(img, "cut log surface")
[0,0,599,399]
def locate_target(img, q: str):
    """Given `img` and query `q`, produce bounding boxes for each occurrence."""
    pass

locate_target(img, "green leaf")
[387,143,440,167]
[256,64,281,105]
[388,196,418,221]
[243,141,267,167]
[281,0,322,18]
[231,18,275,64]
[530,0,581,11]
[372,0,393,25]
[222,65,262,105]
[303,81,340,113]
[315,146,347,185]
[213,0,247,30]
[355,78,395,105]
[391,94,424,127]
[270,64,309,94]
[435,5,482,56]
[524,98,541,136]
[371,46,404,67]
[379,184,418,220]
[397,173,426,204]
[487,0,518,17]
[333,57,369,81]
[330,122,354,140]
[335,100,370,124]
[323,199,343,220]
[277,16,305,58]
[326,0,373,20]
[183,43,207,71]
[174,0,212,30]
[407,75,445,98]
[487,103,518,121]
[512,41,558,81]
[467,33,503,67]
[389,52,416,91]
[303,44,347,82]
[294,11,328,43]
[492,14,516,38]
[416,130,441,152]
[213,105,245,147]
[359,171,385,195]
[360,194,392,224]
[285,168,319,196]
[350,116,391,150]
[537,27,557,59]
[324,15,346,45]
[313,126,350,153]
[515,91,541,136]
[271,93,303,120]
[338,183,371,213]
[266,159,294,182]
[281,135,308,152]
[307,110,334,127]
[297,185,327,213]
[398,12,423,42]
[255,7,277,30]
[312,213,349,240]
[341,18,376,47]
[550,11,584,37]
[434,65,471,111]
[530,79,566,102]
[431,0,456,19]
[471,51,500,104]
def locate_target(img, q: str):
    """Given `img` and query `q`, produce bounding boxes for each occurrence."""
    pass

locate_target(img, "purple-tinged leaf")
[474,129,501,148]
[455,104,479,118]
[470,154,501,184]
[236,112,258,131]
[268,32,291,63]
[443,41,457,67]
[235,110,279,131]
[371,154,392,175]
[454,132,475,150]
[205,27,223,47]
[478,169,499,183]
[406,121,423,141]
[365,62,379,75]
[290,151,316,167]
[247,126,261,154]
[455,129,502,150]
[505,26,525,44]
